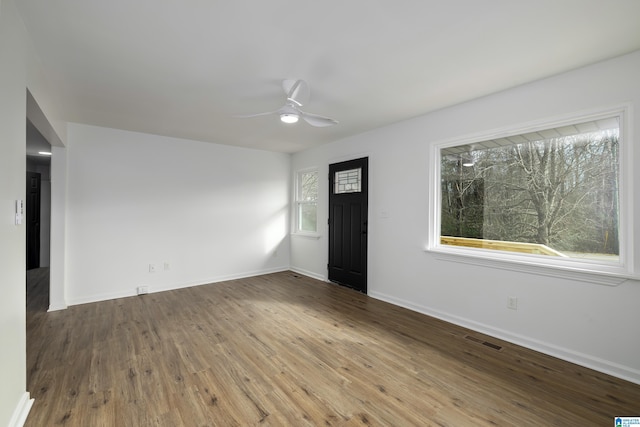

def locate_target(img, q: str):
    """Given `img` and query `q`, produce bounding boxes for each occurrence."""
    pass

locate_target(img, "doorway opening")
[26,116,52,313]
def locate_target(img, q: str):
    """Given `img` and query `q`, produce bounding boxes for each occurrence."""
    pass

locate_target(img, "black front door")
[26,171,41,270]
[328,157,368,293]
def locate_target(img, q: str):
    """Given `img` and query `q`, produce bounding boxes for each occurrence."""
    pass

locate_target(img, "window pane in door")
[334,168,361,194]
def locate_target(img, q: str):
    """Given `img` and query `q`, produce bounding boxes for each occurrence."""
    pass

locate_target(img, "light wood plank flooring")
[26,270,640,426]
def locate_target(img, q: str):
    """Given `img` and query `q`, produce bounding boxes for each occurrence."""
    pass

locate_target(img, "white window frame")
[427,105,635,286]
[294,167,319,236]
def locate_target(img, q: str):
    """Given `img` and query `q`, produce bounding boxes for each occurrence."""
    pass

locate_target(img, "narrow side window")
[296,169,318,233]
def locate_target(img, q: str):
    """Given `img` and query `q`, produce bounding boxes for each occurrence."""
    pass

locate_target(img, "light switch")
[15,200,23,225]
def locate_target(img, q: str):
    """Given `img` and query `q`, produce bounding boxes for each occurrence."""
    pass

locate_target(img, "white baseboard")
[8,392,34,427]
[154,267,291,293]
[66,288,137,307]
[289,267,327,282]
[369,290,640,386]
[65,267,291,306]
[47,303,67,312]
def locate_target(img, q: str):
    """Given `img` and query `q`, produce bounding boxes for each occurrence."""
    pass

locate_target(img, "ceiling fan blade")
[283,79,310,107]
[301,111,338,127]
[233,111,276,119]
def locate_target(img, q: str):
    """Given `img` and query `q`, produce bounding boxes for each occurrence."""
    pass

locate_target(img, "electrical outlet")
[137,286,149,295]
[149,264,156,273]
[163,262,170,271]
[507,296,518,310]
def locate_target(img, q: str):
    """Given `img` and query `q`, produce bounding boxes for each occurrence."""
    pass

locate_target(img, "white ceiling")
[17,1,640,153]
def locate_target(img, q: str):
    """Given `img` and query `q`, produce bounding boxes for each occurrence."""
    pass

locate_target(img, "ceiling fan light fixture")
[237,80,337,127]
[280,112,299,124]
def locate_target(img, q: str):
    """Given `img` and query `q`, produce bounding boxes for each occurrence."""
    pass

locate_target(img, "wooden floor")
[26,269,640,426]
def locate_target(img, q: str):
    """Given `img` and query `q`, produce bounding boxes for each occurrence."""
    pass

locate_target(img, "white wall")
[0,0,65,424]
[39,170,50,267]
[0,1,29,424]
[64,124,291,305]
[49,145,67,311]
[291,50,640,384]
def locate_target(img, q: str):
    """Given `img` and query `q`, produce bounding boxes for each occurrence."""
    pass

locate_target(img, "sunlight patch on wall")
[264,206,287,255]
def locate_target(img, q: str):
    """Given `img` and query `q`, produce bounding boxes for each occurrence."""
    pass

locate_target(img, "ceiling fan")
[236,79,338,127]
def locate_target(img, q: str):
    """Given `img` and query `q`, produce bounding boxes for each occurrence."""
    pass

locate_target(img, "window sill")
[425,245,635,286]
[292,232,322,240]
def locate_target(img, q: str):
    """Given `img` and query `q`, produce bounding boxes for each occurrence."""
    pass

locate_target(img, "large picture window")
[430,108,632,283]
[296,168,318,233]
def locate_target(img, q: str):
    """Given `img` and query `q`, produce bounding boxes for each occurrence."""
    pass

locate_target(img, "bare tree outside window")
[297,170,318,233]
[440,117,620,262]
